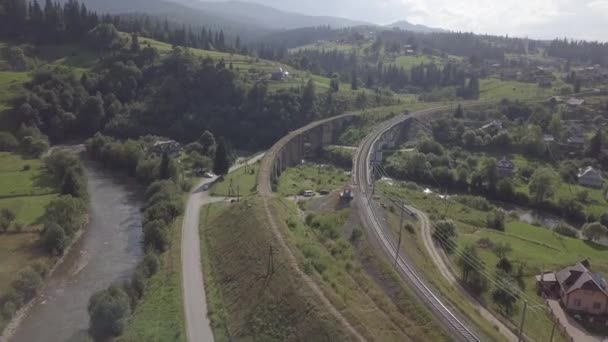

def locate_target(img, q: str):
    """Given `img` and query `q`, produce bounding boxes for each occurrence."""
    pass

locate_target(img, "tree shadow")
[32,170,58,191]
[583,240,608,251]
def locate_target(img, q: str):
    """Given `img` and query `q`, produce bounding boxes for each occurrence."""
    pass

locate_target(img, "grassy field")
[199,198,351,341]
[118,217,186,342]
[210,162,259,197]
[272,195,452,341]
[479,78,557,101]
[378,181,572,341]
[0,153,58,226]
[277,163,351,196]
[392,55,436,70]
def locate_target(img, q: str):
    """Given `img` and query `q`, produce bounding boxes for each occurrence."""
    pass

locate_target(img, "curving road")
[182,154,264,342]
[353,105,487,341]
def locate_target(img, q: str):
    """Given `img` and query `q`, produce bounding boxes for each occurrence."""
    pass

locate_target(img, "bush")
[143,220,169,252]
[141,253,160,278]
[486,209,506,231]
[41,222,68,255]
[433,220,457,253]
[12,268,43,301]
[582,222,608,242]
[455,195,494,211]
[1,301,16,320]
[554,223,578,238]
[0,132,18,151]
[87,285,131,339]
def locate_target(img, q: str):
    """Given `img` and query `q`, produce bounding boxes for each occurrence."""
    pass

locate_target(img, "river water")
[10,157,144,342]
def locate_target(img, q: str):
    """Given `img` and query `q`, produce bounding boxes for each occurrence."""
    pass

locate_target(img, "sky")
[217,0,608,41]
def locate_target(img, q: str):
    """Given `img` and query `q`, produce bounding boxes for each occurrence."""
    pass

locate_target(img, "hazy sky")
[213,0,607,41]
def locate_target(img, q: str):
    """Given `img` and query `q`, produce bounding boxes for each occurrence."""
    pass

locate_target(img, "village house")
[481,120,503,132]
[578,166,603,189]
[270,68,289,81]
[537,261,608,316]
[566,135,586,149]
[495,157,515,178]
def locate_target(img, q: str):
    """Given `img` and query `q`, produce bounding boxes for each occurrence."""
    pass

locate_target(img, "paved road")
[353,105,485,341]
[181,153,264,342]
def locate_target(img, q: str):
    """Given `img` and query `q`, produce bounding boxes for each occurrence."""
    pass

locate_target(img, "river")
[10,156,144,342]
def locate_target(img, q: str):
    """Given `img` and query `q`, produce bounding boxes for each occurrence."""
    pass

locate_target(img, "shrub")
[554,223,578,238]
[455,195,494,211]
[141,253,160,278]
[0,132,18,151]
[41,222,68,255]
[87,285,131,339]
[143,220,169,252]
[486,209,506,231]
[1,301,16,320]
[12,268,43,301]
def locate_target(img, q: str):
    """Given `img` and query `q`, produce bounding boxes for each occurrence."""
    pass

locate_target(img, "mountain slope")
[385,20,446,33]
[169,0,371,29]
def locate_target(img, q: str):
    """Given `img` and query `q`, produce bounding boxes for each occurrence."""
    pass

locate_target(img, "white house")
[578,166,603,189]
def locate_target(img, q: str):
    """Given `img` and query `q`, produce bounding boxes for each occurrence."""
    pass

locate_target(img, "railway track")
[354,105,482,342]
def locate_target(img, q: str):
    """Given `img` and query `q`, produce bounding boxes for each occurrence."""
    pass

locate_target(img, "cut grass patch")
[277,163,350,196]
[210,162,259,197]
[118,217,186,342]
[0,152,58,225]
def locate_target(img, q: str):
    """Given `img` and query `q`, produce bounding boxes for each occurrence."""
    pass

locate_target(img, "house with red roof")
[537,260,608,316]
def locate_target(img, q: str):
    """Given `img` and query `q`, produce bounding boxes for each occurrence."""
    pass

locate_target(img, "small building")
[566,98,585,108]
[578,166,603,189]
[495,157,515,178]
[270,68,289,81]
[537,261,608,316]
[567,135,586,149]
[543,134,555,143]
[150,140,182,157]
[481,120,503,131]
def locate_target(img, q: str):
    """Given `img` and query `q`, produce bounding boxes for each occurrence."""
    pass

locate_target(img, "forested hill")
[0,0,401,155]
[53,0,368,39]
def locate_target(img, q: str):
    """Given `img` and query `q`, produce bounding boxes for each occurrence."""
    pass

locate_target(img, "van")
[303,190,315,197]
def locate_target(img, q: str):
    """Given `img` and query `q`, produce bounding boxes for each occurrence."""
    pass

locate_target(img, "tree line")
[547,38,608,67]
[0,149,89,324]
[0,0,242,54]
[9,32,330,149]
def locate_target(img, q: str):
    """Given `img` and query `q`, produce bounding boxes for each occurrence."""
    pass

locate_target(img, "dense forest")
[11,40,325,147]
[547,39,608,66]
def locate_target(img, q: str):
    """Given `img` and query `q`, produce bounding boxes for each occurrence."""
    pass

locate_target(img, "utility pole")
[266,244,274,277]
[395,202,405,266]
[518,300,527,342]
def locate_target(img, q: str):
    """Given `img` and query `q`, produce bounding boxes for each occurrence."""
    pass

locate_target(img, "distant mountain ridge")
[385,20,446,33]
[60,0,445,38]
[170,0,372,30]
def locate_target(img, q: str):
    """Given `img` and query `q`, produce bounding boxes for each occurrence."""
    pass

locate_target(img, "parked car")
[303,190,315,197]
[202,184,210,191]
[203,172,215,178]
[319,190,330,195]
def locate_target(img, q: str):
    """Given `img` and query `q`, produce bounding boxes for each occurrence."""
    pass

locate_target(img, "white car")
[203,172,215,179]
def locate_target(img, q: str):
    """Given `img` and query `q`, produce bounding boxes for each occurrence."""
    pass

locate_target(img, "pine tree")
[213,138,230,176]
[159,152,171,180]
[351,69,358,90]
[454,104,464,118]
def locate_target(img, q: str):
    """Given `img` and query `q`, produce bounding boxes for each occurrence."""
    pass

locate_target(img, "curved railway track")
[353,106,481,342]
